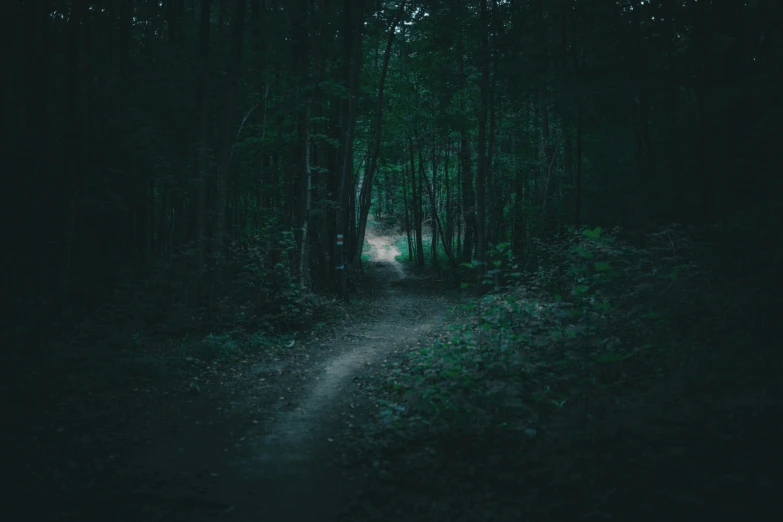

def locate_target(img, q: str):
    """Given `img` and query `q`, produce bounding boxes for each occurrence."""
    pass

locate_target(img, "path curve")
[231,230,446,521]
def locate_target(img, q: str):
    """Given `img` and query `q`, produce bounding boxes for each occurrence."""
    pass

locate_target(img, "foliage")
[348,224,779,519]
[6,0,780,357]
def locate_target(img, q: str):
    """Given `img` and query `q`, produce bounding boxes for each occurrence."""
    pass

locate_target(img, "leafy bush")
[350,224,780,520]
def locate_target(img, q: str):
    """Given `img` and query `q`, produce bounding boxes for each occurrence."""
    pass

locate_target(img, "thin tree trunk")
[353,0,407,266]
[456,140,462,257]
[460,130,473,261]
[60,0,87,314]
[512,132,525,259]
[335,0,365,298]
[417,140,425,267]
[402,163,414,261]
[458,0,475,263]
[195,0,212,274]
[475,0,490,278]
[297,107,313,287]
[409,136,424,267]
[216,0,247,276]
[429,136,440,270]
[486,1,500,249]
[422,162,459,286]
[575,108,583,227]
[292,0,324,288]
[257,82,271,217]
[539,94,556,234]
[444,140,452,256]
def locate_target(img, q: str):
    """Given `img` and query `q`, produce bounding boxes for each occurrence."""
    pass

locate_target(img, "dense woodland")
[4,0,780,344]
[4,1,783,520]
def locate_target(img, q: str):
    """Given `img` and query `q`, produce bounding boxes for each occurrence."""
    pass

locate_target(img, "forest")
[4,0,782,521]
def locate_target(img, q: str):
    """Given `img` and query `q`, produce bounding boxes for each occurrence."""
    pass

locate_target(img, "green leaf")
[584,226,602,239]
[594,261,611,272]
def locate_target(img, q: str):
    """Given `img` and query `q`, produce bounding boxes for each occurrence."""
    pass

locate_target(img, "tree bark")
[59,0,88,314]
[195,0,213,274]
[429,136,440,270]
[216,0,247,276]
[353,0,407,266]
[447,141,454,252]
[422,160,459,286]
[575,109,583,228]
[409,136,424,267]
[486,0,501,249]
[290,0,312,286]
[336,0,365,298]
[402,163,414,261]
[475,0,490,278]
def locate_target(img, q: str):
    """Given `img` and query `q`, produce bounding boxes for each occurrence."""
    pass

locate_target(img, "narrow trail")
[234,229,447,521]
[81,228,451,522]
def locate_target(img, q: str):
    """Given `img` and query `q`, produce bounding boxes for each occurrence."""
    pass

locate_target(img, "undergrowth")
[394,234,452,267]
[344,224,782,521]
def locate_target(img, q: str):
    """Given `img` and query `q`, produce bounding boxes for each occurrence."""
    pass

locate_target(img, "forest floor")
[8,226,782,522]
[8,227,459,521]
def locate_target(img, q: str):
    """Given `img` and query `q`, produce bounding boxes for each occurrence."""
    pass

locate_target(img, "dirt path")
[230,229,448,520]
[46,229,450,522]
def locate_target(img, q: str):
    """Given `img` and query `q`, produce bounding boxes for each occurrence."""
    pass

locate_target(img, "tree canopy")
[4,0,780,339]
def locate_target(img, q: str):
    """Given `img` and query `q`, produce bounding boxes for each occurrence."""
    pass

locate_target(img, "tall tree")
[475,0,490,278]
[354,0,407,267]
[336,0,366,298]
[216,0,248,275]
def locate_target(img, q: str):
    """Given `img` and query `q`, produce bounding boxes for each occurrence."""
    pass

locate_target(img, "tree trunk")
[457,0,475,263]
[539,94,556,234]
[429,136,440,270]
[486,0,500,249]
[409,136,424,267]
[60,0,87,314]
[216,0,247,276]
[336,0,365,298]
[291,0,313,287]
[444,140,453,257]
[460,130,474,262]
[195,0,213,274]
[422,160,459,286]
[402,163,414,261]
[354,0,406,267]
[296,107,313,288]
[456,140,463,257]
[475,0,490,278]
[575,109,583,227]
[512,132,526,259]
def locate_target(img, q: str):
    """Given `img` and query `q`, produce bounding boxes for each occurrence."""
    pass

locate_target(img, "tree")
[3,0,779,353]
[354,0,408,268]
